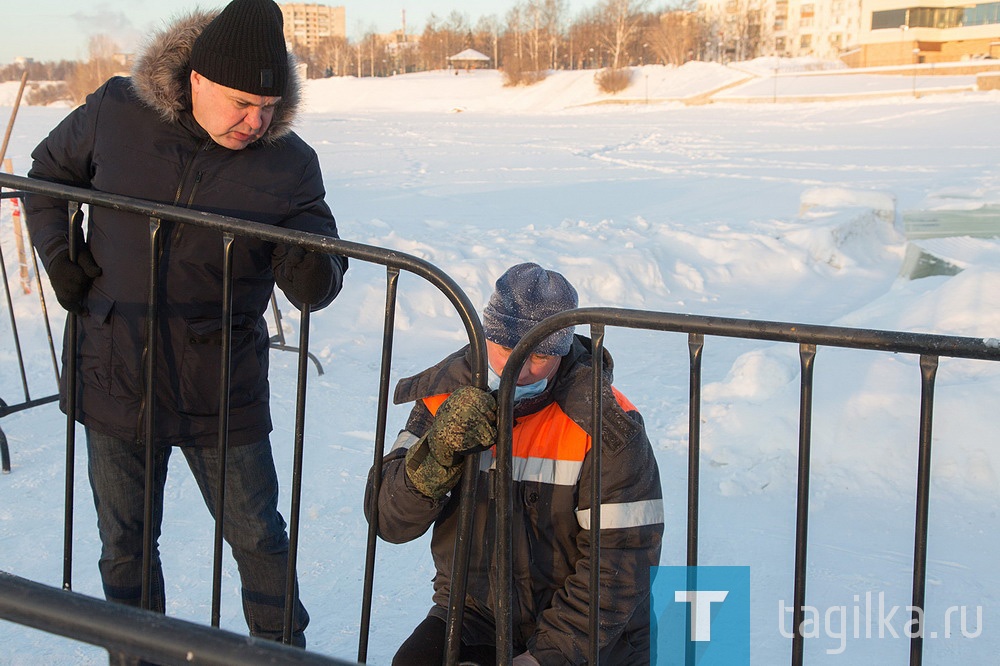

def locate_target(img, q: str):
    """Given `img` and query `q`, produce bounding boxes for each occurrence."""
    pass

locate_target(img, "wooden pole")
[1,73,30,294]
[5,159,30,293]
[0,71,28,162]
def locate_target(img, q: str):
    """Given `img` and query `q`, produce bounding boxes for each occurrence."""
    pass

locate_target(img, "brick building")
[279,3,347,51]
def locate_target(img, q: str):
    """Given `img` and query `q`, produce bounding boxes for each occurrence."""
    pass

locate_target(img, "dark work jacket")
[366,336,664,665]
[25,11,346,446]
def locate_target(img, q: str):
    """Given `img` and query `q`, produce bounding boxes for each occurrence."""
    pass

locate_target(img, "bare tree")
[510,0,569,72]
[308,35,354,77]
[525,1,545,70]
[501,2,551,84]
[0,59,76,84]
[646,4,710,64]
[418,12,471,70]
[539,0,568,69]
[67,35,123,104]
[356,31,391,76]
[567,15,602,68]
[702,0,768,62]
[505,4,527,67]
[473,15,503,68]
[593,0,650,69]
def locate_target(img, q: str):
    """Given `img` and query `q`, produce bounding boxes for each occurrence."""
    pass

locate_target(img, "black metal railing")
[494,307,1000,666]
[5,170,999,664]
[0,571,355,665]
[0,172,489,664]
[0,192,60,473]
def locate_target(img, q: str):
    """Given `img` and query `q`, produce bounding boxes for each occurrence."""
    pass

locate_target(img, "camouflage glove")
[405,386,497,500]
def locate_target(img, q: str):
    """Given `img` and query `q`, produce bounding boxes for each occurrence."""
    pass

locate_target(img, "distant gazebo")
[447,48,491,71]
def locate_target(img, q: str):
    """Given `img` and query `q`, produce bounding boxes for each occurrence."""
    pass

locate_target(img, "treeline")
[0,36,130,106]
[1,0,765,102]
[295,0,741,83]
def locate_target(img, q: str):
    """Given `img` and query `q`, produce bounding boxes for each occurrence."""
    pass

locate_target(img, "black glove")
[46,236,102,315]
[272,243,341,306]
[405,386,497,500]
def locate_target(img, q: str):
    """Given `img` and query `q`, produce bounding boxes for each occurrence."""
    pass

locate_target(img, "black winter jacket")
[25,12,346,446]
[366,337,664,665]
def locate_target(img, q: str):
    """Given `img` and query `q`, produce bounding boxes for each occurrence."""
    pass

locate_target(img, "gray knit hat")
[189,0,288,96]
[482,263,578,356]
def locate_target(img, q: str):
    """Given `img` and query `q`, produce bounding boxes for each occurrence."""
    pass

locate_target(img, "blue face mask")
[488,366,549,402]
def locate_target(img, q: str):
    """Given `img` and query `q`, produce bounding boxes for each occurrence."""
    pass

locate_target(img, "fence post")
[909,354,939,666]
[283,305,312,645]
[359,266,401,663]
[588,323,606,664]
[0,426,9,474]
[3,159,30,294]
[61,204,84,591]
[211,233,236,628]
[687,333,704,567]
[140,217,163,609]
[791,344,817,666]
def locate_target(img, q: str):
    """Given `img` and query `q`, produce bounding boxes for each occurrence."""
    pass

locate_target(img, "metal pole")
[495,374,516,665]
[283,306,311,644]
[359,267,400,663]
[0,426,8,473]
[140,217,162,610]
[0,213,31,402]
[686,333,704,568]
[20,214,61,383]
[684,333,704,666]
[61,204,84,591]
[443,337,489,665]
[588,324,606,664]
[444,453,482,666]
[210,233,235,627]
[791,344,817,666]
[909,354,938,666]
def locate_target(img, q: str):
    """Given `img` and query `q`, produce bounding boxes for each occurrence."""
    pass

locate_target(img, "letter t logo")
[675,590,730,641]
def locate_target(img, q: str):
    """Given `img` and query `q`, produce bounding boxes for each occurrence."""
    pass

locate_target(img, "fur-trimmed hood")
[129,10,301,142]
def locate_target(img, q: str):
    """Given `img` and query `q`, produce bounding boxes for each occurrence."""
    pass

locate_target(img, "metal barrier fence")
[495,307,1000,666]
[0,172,489,664]
[0,192,60,473]
[0,571,355,665]
[4,170,999,663]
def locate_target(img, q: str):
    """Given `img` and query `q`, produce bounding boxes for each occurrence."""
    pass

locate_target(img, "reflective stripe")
[576,498,664,530]
[393,430,421,451]
[509,456,584,485]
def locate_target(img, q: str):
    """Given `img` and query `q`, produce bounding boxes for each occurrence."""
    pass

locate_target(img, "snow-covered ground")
[2,61,999,663]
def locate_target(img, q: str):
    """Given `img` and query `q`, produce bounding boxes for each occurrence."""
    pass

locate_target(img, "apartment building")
[700,0,1000,64]
[772,0,865,59]
[699,0,863,60]
[279,3,347,50]
[850,0,1000,66]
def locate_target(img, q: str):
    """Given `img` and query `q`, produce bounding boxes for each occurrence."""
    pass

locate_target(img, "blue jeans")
[86,429,309,645]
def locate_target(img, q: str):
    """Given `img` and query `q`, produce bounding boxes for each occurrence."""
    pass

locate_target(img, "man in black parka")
[25,0,346,650]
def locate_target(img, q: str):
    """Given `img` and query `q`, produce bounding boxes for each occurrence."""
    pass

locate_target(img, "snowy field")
[2,61,1000,663]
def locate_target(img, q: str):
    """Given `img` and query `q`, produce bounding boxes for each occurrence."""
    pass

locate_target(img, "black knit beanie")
[189,0,288,96]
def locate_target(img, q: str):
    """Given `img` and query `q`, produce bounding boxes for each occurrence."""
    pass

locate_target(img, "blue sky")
[3,0,597,64]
